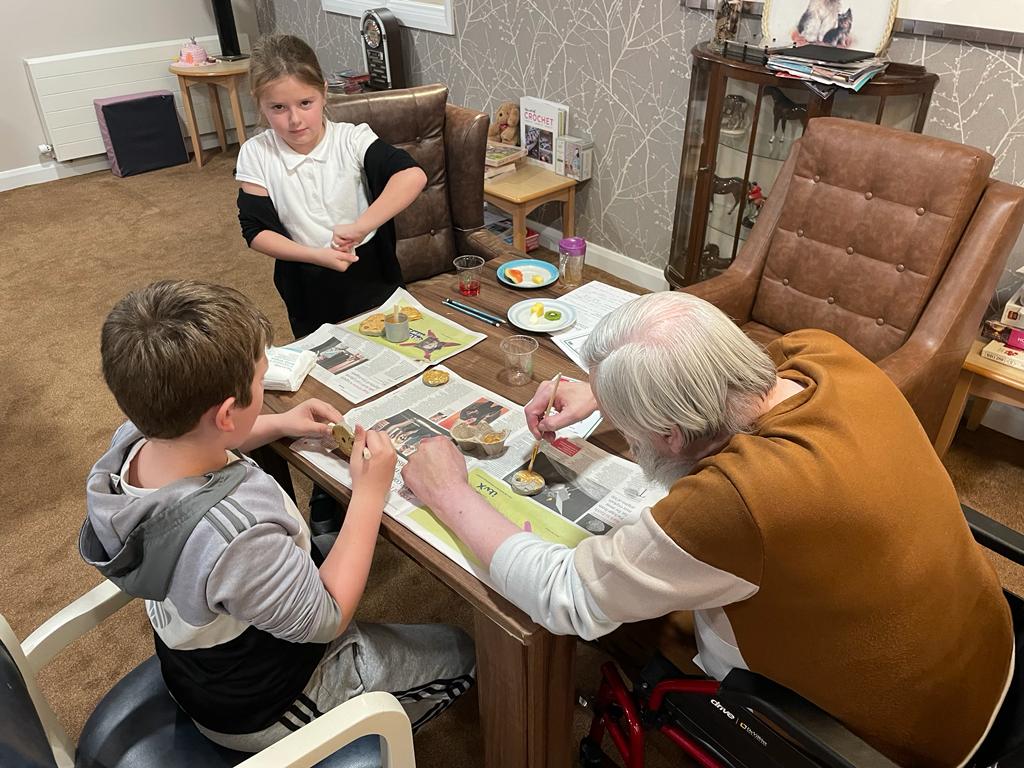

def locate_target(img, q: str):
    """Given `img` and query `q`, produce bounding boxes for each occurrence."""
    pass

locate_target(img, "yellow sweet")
[532,274,545,284]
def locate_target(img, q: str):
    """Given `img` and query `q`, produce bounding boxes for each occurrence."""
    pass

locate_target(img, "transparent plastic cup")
[454,255,485,296]
[500,335,539,386]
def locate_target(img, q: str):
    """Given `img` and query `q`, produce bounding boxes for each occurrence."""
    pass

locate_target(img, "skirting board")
[0,127,251,193]
[527,219,669,293]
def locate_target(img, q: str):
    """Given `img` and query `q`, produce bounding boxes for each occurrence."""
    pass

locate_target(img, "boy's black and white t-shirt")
[81,423,341,734]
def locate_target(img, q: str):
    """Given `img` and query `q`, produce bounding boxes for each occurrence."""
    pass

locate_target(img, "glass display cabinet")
[666,43,938,287]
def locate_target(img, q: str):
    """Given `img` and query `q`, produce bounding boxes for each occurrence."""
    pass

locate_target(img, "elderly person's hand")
[525,380,599,441]
[401,437,470,519]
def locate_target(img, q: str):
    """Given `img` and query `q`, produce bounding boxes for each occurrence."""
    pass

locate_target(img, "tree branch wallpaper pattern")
[256,0,1024,299]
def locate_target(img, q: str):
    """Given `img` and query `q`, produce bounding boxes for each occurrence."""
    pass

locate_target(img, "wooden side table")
[169,60,251,168]
[934,340,1024,458]
[484,165,577,252]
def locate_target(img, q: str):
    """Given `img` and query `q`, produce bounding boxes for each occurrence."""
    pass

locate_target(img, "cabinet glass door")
[701,79,810,281]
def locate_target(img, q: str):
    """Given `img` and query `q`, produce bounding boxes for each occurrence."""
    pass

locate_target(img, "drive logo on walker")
[710,699,769,747]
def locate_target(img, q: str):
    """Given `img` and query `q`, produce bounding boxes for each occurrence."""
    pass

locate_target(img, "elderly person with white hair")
[402,291,1012,767]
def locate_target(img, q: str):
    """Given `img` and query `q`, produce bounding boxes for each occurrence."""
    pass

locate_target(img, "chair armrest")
[962,504,1024,566]
[445,101,490,232]
[879,180,1024,439]
[22,580,132,676]
[237,692,415,768]
[680,268,761,324]
[718,669,898,768]
[457,227,525,264]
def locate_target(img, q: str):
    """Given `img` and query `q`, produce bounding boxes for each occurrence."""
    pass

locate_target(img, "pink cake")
[177,37,211,66]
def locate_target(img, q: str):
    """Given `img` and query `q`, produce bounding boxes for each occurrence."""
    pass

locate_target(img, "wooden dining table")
[261,253,644,768]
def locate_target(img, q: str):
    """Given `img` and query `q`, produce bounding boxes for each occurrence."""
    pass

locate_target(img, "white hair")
[582,292,777,445]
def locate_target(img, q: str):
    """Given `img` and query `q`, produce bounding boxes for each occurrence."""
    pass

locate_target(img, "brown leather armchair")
[683,117,1024,442]
[327,83,520,283]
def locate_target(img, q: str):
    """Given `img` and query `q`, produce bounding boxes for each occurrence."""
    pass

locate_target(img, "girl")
[236,34,427,339]
[237,34,425,533]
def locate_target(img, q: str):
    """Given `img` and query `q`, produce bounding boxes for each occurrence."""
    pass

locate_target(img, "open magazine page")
[289,324,422,404]
[289,367,667,584]
[343,287,486,368]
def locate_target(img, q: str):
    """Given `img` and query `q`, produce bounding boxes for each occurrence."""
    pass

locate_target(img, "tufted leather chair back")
[682,117,1024,441]
[750,118,993,362]
[327,84,490,284]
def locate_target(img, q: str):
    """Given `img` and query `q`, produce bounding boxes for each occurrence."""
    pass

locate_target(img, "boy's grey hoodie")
[80,422,341,734]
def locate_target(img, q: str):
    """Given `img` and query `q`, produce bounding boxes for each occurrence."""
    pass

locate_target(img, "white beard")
[630,436,695,490]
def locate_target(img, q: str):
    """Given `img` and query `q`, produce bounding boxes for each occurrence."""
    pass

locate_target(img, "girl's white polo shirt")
[235,120,379,249]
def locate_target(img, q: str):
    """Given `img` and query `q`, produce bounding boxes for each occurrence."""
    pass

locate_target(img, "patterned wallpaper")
[256,1,1024,299]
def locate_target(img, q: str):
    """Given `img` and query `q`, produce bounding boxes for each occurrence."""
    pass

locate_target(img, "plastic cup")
[384,313,409,343]
[558,237,587,288]
[454,255,484,296]
[500,335,538,386]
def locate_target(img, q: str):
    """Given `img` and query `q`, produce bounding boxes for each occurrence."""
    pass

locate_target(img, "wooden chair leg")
[965,397,992,431]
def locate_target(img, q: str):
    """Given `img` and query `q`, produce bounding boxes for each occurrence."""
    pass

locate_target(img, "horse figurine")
[764,86,809,144]
[710,175,747,214]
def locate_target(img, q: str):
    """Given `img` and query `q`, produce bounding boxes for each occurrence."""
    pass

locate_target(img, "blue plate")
[497,259,559,289]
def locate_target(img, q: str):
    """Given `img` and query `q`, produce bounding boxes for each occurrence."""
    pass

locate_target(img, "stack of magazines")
[484,205,538,251]
[484,142,525,181]
[326,69,369,94]
[767,45,887,92]
[980,284,1024,371]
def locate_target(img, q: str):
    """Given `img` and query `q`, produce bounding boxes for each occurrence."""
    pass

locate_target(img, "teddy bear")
[487,101,520,145]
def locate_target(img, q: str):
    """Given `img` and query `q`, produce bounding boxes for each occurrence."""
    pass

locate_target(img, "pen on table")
[445,298,506,325]
[441,299,503,327]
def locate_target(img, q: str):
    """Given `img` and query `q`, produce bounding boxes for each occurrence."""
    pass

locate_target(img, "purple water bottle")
[558,236,586,288]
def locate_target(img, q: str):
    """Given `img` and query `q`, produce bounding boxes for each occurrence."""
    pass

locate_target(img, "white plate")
[507,299,577,333]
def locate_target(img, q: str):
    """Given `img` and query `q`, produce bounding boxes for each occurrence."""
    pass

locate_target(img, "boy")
[80,280,474,751]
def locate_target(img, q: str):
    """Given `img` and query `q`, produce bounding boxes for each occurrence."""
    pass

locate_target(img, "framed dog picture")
[762,0,898,54]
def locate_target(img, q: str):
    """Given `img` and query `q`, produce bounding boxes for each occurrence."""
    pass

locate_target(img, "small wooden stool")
[934,339,1024,458]
[484,165,577,252]
[169,60,251,168]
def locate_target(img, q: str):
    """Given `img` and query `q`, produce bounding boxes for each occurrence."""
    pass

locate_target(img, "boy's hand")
[401,437,470,518]
[280,399,343,439]
[331,222,369,253]
[310,247,359,272]
[350,427,397,509]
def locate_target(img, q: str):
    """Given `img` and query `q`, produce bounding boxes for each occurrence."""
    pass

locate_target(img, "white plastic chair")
[0,580,415,768]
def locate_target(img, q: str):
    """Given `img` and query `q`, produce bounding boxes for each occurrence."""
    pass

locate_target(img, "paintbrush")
[527,372,562,472]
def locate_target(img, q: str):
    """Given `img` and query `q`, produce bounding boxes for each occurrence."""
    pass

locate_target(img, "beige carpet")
[0,148,1020,767]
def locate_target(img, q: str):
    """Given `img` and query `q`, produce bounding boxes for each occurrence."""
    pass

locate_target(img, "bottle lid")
[559,236,586,255]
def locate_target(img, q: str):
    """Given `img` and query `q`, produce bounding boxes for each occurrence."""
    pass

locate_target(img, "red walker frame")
[583,661,725,768]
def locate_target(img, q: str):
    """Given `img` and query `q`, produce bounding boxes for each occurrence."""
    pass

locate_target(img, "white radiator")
[25,34,258,162]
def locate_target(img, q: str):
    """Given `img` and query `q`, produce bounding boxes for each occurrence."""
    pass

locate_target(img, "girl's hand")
[279,399,343,439]
[350,427,397,509]
[331,222,369,253]
[310,247,359,272]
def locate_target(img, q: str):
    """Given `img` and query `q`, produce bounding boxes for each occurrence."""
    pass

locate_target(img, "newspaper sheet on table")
[290,367,666,584]
[285,288,486,404]
[550,281,640,372]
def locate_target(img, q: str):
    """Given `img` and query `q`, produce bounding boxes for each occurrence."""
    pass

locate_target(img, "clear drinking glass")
[454,255,485,296]
[500,335,539,386]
